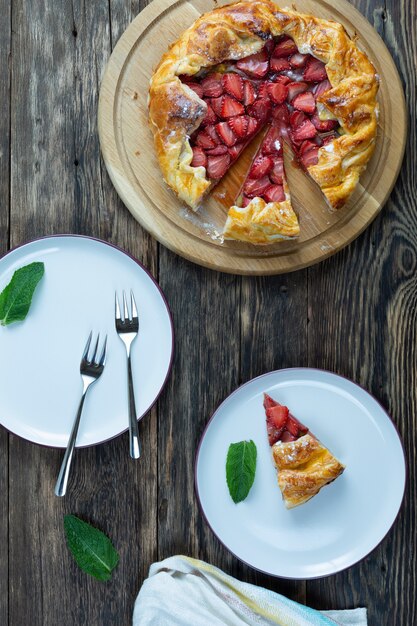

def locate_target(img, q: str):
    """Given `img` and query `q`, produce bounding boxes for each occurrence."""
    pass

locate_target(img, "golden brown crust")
[272,434,345,508]
[148,0,379,235]
[223,183,299,243]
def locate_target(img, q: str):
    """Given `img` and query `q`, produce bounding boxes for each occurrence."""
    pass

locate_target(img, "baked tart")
[148,0,379,244]
[264,393,345,508]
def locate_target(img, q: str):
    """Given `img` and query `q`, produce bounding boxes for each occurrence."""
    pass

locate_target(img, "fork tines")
[82,331,107,367]
[115,291,139,329]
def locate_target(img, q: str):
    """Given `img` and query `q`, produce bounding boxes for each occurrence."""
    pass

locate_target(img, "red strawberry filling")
[263,393,309,446]
[180,35,340,186]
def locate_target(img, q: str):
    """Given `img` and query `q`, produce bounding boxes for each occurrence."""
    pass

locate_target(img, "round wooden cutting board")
[98,0,406,275]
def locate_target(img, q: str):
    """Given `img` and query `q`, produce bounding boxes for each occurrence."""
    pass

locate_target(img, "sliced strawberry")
[257,82,269,100]
[274,74,291,85]
[242,80,256,105]
[267,423,284,446]
[186,82,204,98]
[290,110,307,129]
[209,96,224,118]
[236,49,269,77]
[264,39,275,56]
[264,184,285,203]
[314,79,332,99]
[244,176,271,198]
[272,103,290,125]
[228,115,249,138]
[304,58,327,82]
[299,139,317,156]
[270,157,284,184]
[267,82,288,104]
[201,103,218,126]
[311,114,338,131]
[281,430,297,443]
[270,57,291,73]
[300,146,319,167]
[178,74,194,84]
[206,144,229,155]
[266,405,289,430]
[291,119,317,143]
[286,414,309,437]
[248,99,271,123]
[195,131,216,149]
[272,37,298,58]
[247,116,259,135]
[292,91,316,114]
[263,393,278,410]
[201,73,223,97]
[261,125,282,155]
[191,147,207,168]
[215,121,237,147]
[289,53,309,68]
[206,153,231,180]
[229,142,245,159]
[204,125,220,144]
[249,155,273,179]
[287,81,308,102]
[241,195,252,207]
[222,73,244,101]
[221,95,245,118]
[321,132,339,145]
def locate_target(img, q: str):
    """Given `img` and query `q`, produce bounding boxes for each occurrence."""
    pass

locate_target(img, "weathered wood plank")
[157,251,241,569]
[8,1,158,625]
[0,0,11,620]
[4,0,417,623]
[306,0,416,620]
[236,271,308,603]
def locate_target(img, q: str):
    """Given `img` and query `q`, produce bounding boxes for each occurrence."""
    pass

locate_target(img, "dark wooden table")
[0,1,415,624]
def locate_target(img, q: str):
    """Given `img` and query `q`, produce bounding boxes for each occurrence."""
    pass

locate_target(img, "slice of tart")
[224,110,299,243]
[264,393,345,508]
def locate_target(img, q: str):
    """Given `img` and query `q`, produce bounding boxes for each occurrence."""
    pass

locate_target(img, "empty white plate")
[0,236,173,447]
[195,368,406,578]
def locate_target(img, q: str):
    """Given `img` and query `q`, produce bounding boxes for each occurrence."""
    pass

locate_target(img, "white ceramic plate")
[195,369,406,579]
[0,236,173,447]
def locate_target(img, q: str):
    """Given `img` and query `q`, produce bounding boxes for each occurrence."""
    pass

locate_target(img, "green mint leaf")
[226,440,257,503]
[0,261,44,326]
[64,515,119,582]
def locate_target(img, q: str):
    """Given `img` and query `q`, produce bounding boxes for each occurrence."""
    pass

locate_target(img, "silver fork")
[115,291,140,459]
[54,332,107,497]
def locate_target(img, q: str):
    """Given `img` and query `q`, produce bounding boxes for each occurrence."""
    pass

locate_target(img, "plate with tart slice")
[195,369,405,578]
[98,0,406,274]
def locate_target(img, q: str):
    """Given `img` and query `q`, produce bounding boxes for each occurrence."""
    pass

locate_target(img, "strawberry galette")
[264,393,345,508]
[148,0,379,245]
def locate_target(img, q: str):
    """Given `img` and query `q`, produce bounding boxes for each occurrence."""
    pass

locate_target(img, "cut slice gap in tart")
[263,393,345,509]
[178,35,343,243]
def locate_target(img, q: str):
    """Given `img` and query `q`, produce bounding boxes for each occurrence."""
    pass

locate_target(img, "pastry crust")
[272,434,345,508]
[223,184,300,243]
[148,0,379,237]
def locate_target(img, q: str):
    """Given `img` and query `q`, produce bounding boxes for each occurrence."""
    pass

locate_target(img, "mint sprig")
[226,440,257,503]
[64,515,119,582]
[0,261,44,326]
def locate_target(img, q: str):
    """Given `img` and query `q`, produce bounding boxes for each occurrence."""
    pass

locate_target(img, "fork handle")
[127,354,141,459]
[54,391,87,497]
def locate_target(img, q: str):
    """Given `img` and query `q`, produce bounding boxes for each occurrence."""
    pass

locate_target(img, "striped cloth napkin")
[133,556,367,625]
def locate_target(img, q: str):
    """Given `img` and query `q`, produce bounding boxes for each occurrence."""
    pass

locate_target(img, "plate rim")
[98,0,407,276]
[194,367,407,579]
[0,234,175,449]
